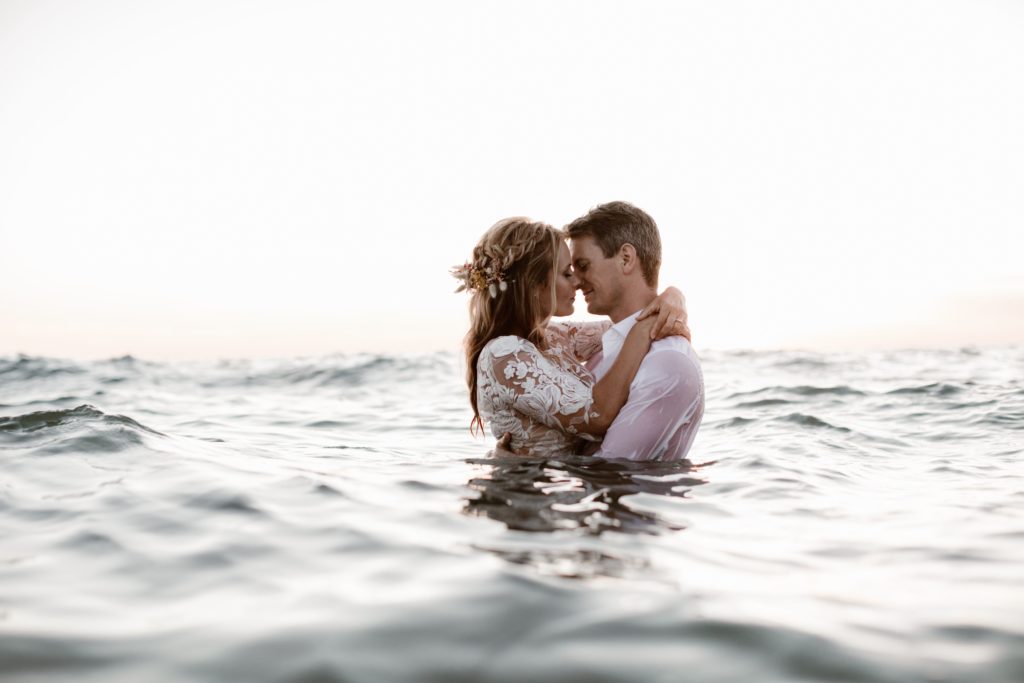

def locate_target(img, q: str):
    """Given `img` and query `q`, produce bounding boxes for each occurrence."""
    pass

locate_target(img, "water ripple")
[0,348,1021,683]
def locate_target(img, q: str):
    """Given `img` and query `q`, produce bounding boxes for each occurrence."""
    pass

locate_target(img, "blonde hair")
[463,217,563,434]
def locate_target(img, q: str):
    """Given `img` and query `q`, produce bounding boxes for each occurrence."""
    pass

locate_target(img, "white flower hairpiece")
[450,258,510,298]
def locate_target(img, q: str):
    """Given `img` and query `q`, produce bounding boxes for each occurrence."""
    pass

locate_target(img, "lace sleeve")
[545,321,613,362]
[479,336,599,434]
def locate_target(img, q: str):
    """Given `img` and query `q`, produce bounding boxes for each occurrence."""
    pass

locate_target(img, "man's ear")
[619,244,639,276]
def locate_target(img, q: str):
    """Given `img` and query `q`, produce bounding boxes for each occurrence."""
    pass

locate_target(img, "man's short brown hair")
[565,201,662,287]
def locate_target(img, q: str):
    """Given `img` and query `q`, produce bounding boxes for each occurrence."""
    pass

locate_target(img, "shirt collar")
[602,310,643,345]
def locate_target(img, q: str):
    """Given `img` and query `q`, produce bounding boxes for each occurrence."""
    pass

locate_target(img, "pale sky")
[2,0,1022,359]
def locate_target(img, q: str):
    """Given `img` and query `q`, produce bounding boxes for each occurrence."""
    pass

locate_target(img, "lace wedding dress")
[476,321,611,457]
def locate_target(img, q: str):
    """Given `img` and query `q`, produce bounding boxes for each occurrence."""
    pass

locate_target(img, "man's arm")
[594,349,704,461]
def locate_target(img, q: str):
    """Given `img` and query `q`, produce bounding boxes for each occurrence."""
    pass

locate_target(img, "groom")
[567,201,704,461]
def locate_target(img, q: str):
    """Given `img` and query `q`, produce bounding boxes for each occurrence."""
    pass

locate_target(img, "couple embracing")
[455,201,704,461]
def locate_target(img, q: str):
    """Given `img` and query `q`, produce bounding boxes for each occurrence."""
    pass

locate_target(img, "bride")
[454,217,689,457]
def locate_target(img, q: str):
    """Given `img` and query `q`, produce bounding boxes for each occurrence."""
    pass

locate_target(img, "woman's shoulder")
[480,335,537,360]
[548,319,613,336]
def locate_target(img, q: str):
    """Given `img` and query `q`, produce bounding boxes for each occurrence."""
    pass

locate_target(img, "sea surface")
[1,347,1022,683]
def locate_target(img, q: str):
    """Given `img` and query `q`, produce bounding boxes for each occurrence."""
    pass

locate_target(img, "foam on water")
[1,347,1022,682]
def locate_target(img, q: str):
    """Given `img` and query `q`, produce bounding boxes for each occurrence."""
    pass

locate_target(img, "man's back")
[589,315,704,461]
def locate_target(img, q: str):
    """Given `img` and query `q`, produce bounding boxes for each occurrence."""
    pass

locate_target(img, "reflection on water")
[464,453,711,578]
[6,349,1022,681]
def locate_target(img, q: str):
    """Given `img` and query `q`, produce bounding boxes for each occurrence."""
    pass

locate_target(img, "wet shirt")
[588,311,705,461]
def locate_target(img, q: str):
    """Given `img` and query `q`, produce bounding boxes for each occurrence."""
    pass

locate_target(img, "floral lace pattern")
[544,320,612,364]
[476,328,606,457]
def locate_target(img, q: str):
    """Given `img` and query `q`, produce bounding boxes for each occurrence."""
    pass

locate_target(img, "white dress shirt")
[588,311,705,461]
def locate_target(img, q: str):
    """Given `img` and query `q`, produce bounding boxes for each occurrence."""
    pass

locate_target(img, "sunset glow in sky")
[2,0,1022,359]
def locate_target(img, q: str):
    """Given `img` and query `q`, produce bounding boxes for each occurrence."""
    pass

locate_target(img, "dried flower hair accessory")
[450,260,510,298]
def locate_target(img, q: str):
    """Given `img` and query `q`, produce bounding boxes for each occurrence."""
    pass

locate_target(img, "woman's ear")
[619,243,638,275]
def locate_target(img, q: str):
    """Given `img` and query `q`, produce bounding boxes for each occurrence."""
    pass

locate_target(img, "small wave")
[183,489,265,516]
[267,356,394,386]
[773,357,833,369]
[0,405,163,436]
[887,382,964,396]
[791,385,865,397]
[0,405,165,455]
[715,416,758,429]
[974,410,1024,429]
[734,398,795,408]
[59,529,125,554]
[777,413,851,432]
[0,394,104,411]
[104,354,139,364]
[728,385,865,400]
[197,353,457,389]
[0,355,87,381]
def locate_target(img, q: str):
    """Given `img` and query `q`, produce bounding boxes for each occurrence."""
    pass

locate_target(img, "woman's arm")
[636,286,691,341]
[481,323,655,436]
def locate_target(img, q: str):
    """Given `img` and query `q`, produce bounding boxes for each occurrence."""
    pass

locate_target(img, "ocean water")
[1,346,1022,683]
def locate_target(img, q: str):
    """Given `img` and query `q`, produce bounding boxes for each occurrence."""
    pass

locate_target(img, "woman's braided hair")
[461,217,564,434]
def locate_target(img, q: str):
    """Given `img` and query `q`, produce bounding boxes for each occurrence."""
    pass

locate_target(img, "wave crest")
[0,404,165,454]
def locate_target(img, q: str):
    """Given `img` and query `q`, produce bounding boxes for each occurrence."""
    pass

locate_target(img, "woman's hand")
[630,314,659,340]
[636,286,691,341]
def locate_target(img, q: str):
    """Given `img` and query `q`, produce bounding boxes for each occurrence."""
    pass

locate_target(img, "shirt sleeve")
[545,320,613,362]
[480,337,599,434]
[594,349,704,461]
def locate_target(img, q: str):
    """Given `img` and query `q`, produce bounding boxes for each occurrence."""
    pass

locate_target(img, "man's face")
[570,236,624,316]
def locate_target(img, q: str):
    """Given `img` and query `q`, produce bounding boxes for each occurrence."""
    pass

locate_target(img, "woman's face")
[552,241,580,317]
